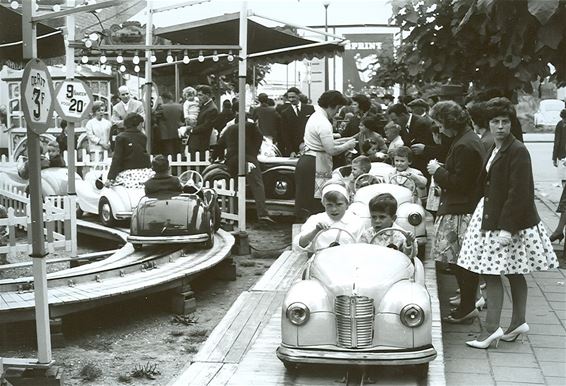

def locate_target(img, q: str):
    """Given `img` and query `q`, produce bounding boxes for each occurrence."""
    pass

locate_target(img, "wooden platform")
[170,221,446,386]
[0,230,234,322]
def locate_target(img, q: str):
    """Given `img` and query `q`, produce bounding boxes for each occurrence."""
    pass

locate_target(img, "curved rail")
[0,228,234,322]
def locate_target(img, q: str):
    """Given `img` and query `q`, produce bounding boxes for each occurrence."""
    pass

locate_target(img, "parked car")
[75,167,149,227]
[128,171,221,250]
[277,227,436,375]
[534,99,565,128]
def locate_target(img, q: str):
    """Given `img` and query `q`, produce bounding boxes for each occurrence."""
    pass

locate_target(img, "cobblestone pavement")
[438,180,566,385]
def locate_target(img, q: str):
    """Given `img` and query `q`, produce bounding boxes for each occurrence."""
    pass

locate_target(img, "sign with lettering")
[343,33,395,95]
[54,79,93,122]
[21,59,55,134]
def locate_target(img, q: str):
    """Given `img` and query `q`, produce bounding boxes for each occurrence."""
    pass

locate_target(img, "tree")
[390,0,566,95]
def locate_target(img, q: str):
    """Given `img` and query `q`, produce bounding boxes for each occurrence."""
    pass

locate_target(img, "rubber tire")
[132,243,143,251]
[417,243,426,260]
[414,363,429,381]
[202,234,215,249]
[98,197,116,227]
[282,360,299,372]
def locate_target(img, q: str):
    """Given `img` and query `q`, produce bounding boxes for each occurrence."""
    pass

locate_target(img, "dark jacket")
[433,128,485,216]
[252,105,281,141]
[477,135,540,233]
[279,103,315,156]
[107,128,151,180]
[552,120,566,161]
[188,100,219,154]
[155,102,184,140]
[144,174,182,197]
[401,114,434,174]
[216,122,263,177]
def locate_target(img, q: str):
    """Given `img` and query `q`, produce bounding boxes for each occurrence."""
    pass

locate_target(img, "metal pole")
[144,1,153,152]
[22,0,52,365]
[66,0,77,258]
[238,2,247,233]
[323,3,329,91]
[175,62,180,102]
[332,26,336,90]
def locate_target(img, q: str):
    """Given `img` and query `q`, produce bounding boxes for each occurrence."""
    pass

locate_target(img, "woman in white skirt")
[458,98,558,349]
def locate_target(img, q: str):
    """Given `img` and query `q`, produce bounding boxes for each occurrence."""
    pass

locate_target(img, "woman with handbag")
[426,101,486,324]
[295,91,357,221]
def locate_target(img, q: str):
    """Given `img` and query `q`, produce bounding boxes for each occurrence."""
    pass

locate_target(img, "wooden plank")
[250,251,292,291]
[208,364,238,386]
[206,292,266,363]
[193,292,252,362]
[0,293,10,308]
[170,362,223,386]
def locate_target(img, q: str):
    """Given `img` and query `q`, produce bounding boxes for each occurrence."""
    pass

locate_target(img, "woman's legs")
[452,264,479,316]
[482,274,504,335]
[506,274,528,333]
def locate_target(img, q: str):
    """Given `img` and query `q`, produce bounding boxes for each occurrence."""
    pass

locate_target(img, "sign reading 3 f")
[21,59,55,134]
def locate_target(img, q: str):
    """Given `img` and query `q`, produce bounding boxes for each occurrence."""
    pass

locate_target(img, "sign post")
[21,57,55,365]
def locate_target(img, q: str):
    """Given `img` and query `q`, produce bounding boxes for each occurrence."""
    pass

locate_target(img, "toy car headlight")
[286,302,310,326]
[408,212,422,226]
[400,304,424,327]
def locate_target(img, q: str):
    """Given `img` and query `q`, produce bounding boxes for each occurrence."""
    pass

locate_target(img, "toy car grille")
[335,295,374,348]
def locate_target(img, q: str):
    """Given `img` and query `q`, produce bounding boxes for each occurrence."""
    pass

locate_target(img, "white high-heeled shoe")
[501,323,529,342]
[449,296,486,310]
[466,327,504,349]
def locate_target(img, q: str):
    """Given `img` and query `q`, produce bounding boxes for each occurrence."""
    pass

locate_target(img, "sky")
[131,0,394,28]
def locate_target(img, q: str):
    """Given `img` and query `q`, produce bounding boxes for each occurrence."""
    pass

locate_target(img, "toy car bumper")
[127,233,210,244]
[115,211,133,219]
[276,344,436,366]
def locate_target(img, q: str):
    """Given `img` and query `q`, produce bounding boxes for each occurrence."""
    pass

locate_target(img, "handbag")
[426,176,441,211]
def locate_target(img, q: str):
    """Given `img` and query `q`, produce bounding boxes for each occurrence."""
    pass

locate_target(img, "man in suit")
[154,92,183,156]
[278,87,315,156]
[387,103,435,176]
[111,85,145,130]
[187,85,218,156]
[252,93,280,143]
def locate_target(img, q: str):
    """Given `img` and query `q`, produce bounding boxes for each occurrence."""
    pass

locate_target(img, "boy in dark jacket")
[144,155,182,198]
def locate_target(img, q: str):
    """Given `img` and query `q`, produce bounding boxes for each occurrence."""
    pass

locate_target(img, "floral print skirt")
[431,213,472,264]
[458,198,558,275]
[115,168,155,189]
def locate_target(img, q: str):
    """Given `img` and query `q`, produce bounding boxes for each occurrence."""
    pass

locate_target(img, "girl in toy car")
[296,182,365,252]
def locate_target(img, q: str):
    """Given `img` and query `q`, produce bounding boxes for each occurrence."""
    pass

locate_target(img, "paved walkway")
[438,183,566,385]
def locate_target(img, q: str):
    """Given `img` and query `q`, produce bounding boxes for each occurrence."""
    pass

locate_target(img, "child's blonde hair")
[352,155,371,173]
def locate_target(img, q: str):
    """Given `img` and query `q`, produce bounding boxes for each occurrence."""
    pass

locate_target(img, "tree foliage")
[390,0,566,94]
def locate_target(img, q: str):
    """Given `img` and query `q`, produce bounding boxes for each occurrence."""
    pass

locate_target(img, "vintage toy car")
[75,167,149,227]
[534,99,565,128]
[334,162,428,257]
[277,227,436,373]
[0,165,81,197]
[127,171,221,250]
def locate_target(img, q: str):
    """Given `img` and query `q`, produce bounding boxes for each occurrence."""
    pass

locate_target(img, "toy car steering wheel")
[354,173,384,192]
[312,227,357,252]
[388,172,417,193]
[370,227,415,257]
[179,170,203,194]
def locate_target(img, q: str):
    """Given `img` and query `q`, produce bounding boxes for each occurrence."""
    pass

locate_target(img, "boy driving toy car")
[144,155,182,198]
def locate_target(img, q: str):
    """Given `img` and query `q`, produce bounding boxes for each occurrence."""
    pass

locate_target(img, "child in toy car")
[359,193,415,256]
[296,182,365,252]
[144,155,183,198]
[389,146,428,200]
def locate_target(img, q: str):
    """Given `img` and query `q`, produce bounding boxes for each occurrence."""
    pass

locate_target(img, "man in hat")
[407,98,430,118]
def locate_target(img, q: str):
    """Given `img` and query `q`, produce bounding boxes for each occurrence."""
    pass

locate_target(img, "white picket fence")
[0,180,74,259]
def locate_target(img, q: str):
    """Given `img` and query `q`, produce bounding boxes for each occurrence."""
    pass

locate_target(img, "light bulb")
[166,51,173,63]
[198,52,204,62]
[84,39,93,48]
[116,53,123,63]
[89,32,99,41]
[81,55,88,63]
[100,54,107,64]
[133,53,140,65]
[119,65,126,72]
[53,4,61,12]
[150,52,157,63]
[10,1,18,10]
[134,65,140,73]
[212,51,219,62]
[227,52,234,62]
[182,50,190,64]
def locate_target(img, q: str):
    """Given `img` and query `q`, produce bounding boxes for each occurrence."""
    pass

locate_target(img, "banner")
[343,33,395,95]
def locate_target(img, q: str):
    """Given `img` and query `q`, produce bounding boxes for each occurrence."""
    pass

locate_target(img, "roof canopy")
[0,5,66,63]
[155,12,345,65]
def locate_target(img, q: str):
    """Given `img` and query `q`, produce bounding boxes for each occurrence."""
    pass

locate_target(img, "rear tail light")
[408,213,422,226]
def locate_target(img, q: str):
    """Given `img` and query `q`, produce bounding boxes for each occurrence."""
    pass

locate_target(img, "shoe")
[549,231,564,243]
[443,308,479,324]
[501,323,529,342]
[258,216,276,224]
[466,327,504,349]
[449,294,461,302]
[480,282,487,291]
[475,296,486,311]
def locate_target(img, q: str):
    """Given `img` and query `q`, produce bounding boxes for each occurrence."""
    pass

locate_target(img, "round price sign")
[21,58,55,134]
[54,79,93,122]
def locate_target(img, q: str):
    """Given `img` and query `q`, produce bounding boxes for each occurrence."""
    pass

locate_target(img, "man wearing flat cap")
[408,98,430,118]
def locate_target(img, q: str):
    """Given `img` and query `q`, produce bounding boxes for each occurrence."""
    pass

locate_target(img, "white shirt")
[303,107,334,154]
[85,117,112,152]
[295,210,365,252]
[387,135,404,153]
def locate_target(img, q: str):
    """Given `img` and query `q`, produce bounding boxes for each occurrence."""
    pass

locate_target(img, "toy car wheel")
[418,243,426,259]
[282,360,300,372]
[98,197,116,227]
[132,243,143,251]
[414,363,429,380]
[202,218,215,249]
